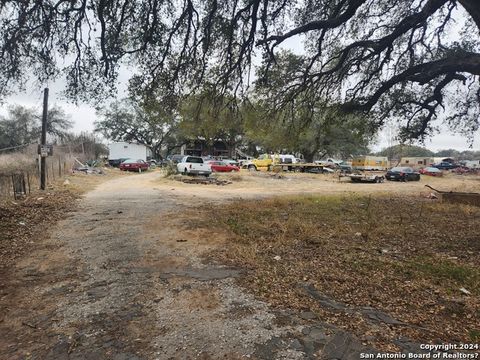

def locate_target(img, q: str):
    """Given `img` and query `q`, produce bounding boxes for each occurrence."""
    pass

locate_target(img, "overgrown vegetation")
[200,195,480,350]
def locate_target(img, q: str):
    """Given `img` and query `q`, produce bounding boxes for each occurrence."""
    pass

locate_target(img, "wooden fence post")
[11,174,16,200]
[27,172,31,194]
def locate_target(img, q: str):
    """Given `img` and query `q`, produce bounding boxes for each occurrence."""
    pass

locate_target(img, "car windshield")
[390,167,410,172]
[187,157,203,163]
[426,167,440,172]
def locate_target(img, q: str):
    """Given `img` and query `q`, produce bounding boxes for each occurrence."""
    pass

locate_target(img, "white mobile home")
[108,142,151,162]
[462,160,480,169]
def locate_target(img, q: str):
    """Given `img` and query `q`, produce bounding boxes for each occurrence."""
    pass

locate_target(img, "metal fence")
[0,157,72,200]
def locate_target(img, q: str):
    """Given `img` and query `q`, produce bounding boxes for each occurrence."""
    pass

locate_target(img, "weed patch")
[198,195,480,350]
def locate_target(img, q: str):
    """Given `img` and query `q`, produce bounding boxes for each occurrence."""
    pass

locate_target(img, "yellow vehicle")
[245,154,296,171]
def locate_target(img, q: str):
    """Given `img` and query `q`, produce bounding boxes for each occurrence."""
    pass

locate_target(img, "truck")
[176,156,212,176]
[243,154,338,173]
[108,142,151,166]
[243,154,298,171]
[315,158,342,167]
[432,162,459,170]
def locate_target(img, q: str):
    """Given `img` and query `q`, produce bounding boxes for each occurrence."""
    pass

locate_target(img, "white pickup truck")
[177,156,212,176]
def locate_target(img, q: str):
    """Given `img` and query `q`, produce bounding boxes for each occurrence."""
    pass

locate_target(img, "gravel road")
[0,172,379,359]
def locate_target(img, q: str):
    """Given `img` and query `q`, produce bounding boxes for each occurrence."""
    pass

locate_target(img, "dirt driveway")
[0,171,477,359]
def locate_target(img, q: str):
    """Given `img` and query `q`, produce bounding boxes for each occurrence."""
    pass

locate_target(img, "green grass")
[469,329,480,342]
[409,257,480,294]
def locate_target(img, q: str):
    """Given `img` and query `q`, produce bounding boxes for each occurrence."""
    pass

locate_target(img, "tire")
[248,165,257,172]
[183,168,188,175]
[205,173,210,178]
[230,169,236,172]
[138,168,142,173]
[267,165,273,172]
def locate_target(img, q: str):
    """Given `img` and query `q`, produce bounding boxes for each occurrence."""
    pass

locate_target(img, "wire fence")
[0,155,75,201]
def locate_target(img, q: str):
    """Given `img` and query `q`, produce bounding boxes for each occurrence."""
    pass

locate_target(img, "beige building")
[399,157,435,168]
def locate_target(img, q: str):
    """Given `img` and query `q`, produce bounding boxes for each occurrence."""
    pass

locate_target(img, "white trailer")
[462,160,480,169]
[108,142,151,163]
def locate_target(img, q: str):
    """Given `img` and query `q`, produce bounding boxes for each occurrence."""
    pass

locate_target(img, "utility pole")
[40,88,49,190]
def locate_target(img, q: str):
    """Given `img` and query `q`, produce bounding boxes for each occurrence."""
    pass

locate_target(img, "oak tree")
[1,0,479,140]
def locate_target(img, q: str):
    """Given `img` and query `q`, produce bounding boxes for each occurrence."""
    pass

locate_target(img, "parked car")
[108,158,130,167]
[167,154,186,164]
[177,156,212,176]
[433,162,459,170]
[385,167,420,181]
[304,166,335,174]
[338,161,353,172]
[245,153,297,171]
[419,167,443,177]
[222,159,240,167]
[207,161,240,172]
[119,159,150,172]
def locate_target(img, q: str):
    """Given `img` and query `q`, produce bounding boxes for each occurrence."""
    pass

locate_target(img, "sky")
[1,11,479,153]
[2,74,479,152]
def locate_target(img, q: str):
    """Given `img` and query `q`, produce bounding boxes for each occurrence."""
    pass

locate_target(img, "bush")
[163,163,178,177]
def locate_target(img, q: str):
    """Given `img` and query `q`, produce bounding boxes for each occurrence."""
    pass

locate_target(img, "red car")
[419,167,443,177]
[207,161,240,172]
[119,159,150,172]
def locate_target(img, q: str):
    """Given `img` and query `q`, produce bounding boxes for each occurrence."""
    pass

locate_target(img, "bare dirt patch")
[155,169,480,202]
[196,194,480,351]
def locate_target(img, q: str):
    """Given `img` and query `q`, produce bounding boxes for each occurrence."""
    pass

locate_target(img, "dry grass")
[197,195,480,350]
[0,168,125,269]
[0,153,37,174]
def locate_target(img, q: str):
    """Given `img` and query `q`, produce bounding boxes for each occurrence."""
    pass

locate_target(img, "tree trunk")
[303,151,317,163]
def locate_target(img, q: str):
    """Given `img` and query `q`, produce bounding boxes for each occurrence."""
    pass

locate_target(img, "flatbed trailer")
[271,163,332,172]
[339,172,385,183]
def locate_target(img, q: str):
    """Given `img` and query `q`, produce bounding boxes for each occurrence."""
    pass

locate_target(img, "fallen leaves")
[200,194,480,350]
[0,190,80,269]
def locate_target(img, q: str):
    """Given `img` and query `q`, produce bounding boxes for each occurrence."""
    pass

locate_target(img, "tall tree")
[375,145,434,159]
[178,88,244,154]
[1,1,479,142]
[0,104,72,149]
[244,101,372,161]
[248,50,373,161]
[95,98,178,159]
[0,105,39,149]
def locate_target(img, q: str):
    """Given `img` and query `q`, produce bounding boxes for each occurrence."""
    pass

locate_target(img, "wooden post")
[58,157,62,177]
[27,172,31,194]
[40,88,49,190]
[11,175,16,200]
